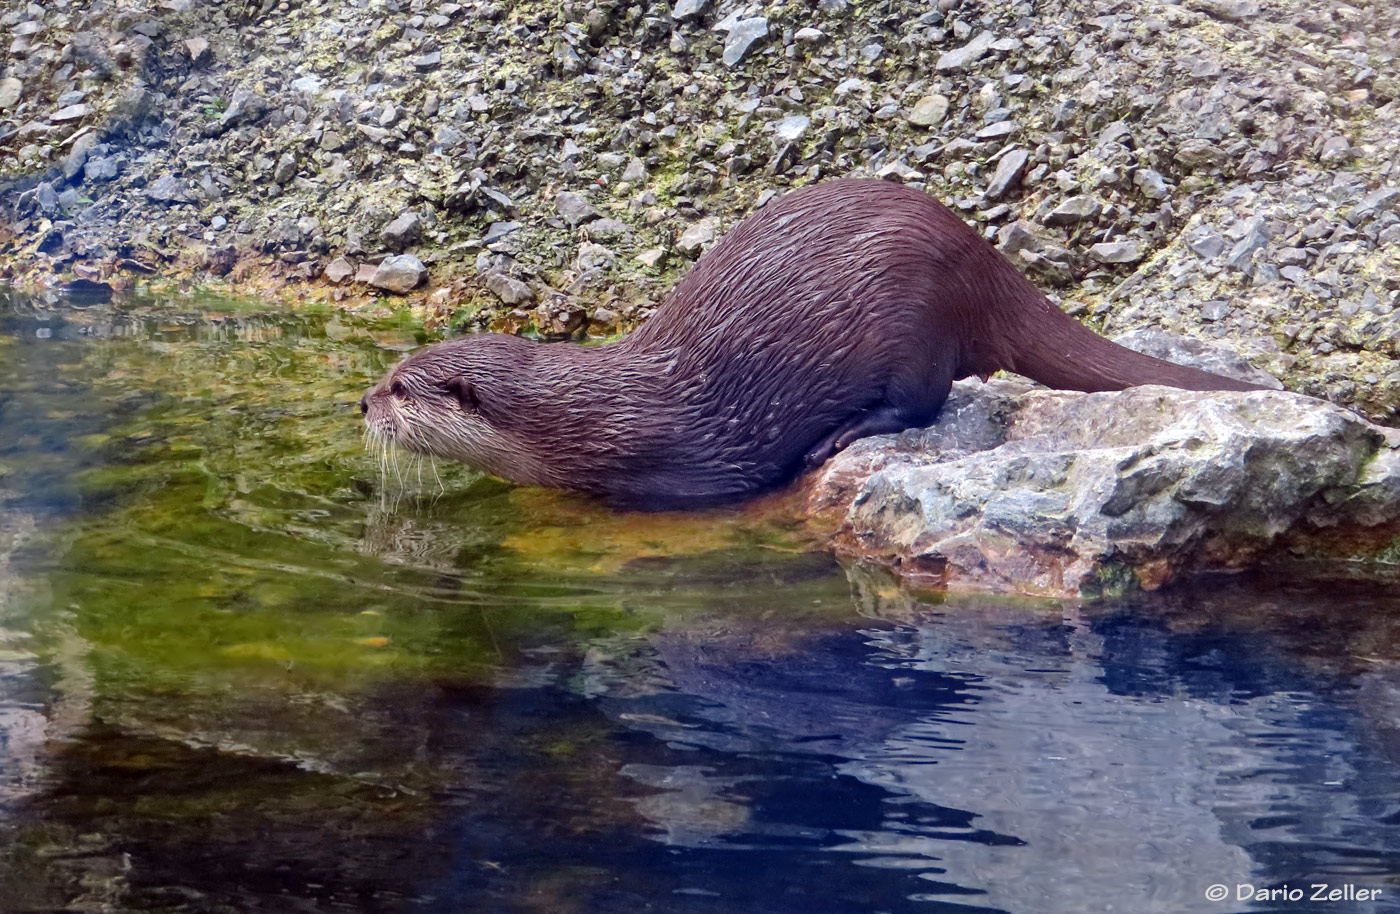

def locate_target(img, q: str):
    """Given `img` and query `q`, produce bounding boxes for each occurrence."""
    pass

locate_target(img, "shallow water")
[3,288,1400,913]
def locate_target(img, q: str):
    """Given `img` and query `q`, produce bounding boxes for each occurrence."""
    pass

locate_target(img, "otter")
[362,179,1267,509]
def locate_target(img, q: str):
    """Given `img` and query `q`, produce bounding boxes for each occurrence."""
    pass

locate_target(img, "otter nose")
[359,395,369,414]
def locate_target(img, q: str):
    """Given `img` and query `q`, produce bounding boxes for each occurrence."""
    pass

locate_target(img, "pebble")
[985,148,1029,200]
[381,212,422,251]
[1089,241,1143,264]
[722,17,768,66]
[0,78,21,110]
[370,254,428,294]
[936,30,995,71]
[677,216,720,257]
[325,256,356,284]
[556,191,600,226]
[672,0,709,20]
[1045,196,1102,226]
[908,95,949,127]
[773,115,810,143]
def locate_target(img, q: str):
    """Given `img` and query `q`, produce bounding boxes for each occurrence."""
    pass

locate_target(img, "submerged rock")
[808,378,1400,598]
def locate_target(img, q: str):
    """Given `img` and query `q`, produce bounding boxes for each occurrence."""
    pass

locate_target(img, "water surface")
[3,289,1400,913]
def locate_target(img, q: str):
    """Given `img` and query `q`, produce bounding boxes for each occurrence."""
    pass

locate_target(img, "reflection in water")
[3,291,1400,913]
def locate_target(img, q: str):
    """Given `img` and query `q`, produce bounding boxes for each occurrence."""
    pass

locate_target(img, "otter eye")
[445,376,479,412]
[390,380,407,398]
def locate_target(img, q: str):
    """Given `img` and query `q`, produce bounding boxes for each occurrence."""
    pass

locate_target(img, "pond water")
[3,288,1400,914]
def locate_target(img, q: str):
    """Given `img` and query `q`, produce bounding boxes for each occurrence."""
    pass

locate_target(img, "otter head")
[361,335,551,485]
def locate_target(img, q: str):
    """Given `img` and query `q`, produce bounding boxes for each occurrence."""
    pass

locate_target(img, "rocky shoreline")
[2,0,1396,419]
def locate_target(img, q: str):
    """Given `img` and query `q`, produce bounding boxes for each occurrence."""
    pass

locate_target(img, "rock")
[794,27,824,42]
[1045,196,1102,226]
[83,156,119,182]
[0,78,21,111]
[997,221,1039,255]
[676,216,720,257]
[1346,187,1398,225]
[622,157,648,183]
[721,17,768,66]
[184,37,210,64]
[585,218,630,241]
[637,248,667,269]
[773,115,810,143]
[985,148,1028,200]
[483,221,522,245]
[353,263,378,284]
[144,174,188,203]
[203,244,237,277]
[1174,139,1227,172]
[936,30,995,71]
[481,269,534,305]
[218,88,267,131]
[1112,329,1283,389]
[1187,229,1225,259]
[51,104,91,122]
[370,254,428,294]
[1318,135,1352,164]
[412,51,441,70]
[908,95,949,127]
[1225,218,1270,271]
[1187,0,1260,22]
[576,242,616,271]
[325,256,356,284]
[62,132,99,181]
[1133,168,1170,200]
[1088,241,1142,264]
[273,153,297,185]
[672,0,709,20]
[556,190,600,226]
[808,381,1398,598]
[381,212,422,251]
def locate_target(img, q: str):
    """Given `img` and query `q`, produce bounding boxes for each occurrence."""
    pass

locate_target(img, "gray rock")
[1201,299,1230,321]
[1088,241,1142,264]
[83,155,119,182]
[809,381,1397,597]
[218,88,267,131]
[483,221,522,244]
[1045,196,1102,226]
[34,183,59,213]
[1187,229,1225,259]
[1133,168,1170,200]
[185,36,210,64]
[637,248,667,269]
[556,191,600,226]
[369,254,428,294]
[145,174,188,203]
[51,103,91,122]
[1225,218,1270,271]
[381,212,422,251]
[672,0,709,20]
[1319,135,1352,164]
[1187,0,1260,22]
[0,78,22,111]
[273,153,297,185]
[1346,187,1398,225]
[1174,139,1227,172]
[325,256,356,284]
[585,218,631,241]
[62,132,99,181]
[621,157,648,184]
[997,221,1039,255]
[576,242,616,271]
[412,51,441,70]
[722,17,768,66]
[773,115,810,143]
[908,95,949,127]
[985,148,1028,200]
[677,216,720,257]
[481,269,534,304]
[936,30,995,71]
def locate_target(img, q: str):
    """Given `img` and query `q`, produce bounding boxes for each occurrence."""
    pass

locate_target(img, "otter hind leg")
[802,405,922,471]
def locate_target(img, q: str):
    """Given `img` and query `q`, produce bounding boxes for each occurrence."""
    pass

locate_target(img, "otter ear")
[445,376,480,412]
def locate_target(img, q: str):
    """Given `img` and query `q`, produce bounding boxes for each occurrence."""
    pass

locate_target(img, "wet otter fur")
[363,179,1267,509]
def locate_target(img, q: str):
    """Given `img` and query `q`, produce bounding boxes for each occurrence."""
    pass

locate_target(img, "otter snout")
[359,394,369,414]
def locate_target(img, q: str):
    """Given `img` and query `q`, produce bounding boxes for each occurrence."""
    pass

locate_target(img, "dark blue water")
[2,291,1400,913]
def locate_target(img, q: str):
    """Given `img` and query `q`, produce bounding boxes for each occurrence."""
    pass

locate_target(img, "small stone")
[622,157,648,183]
[292,75,323,93]
[677,216,720,257]
[576,242,616,271]
[1345,187,1398,225]
[1089,241,1142,264]
[370,254,428,294]
[773,115,810,143]
[555,191,600,226]
[381,212,422,251]
[1188,230,1225,259]
[637,248,667,269]
[1201,300,1230,321]
[62,132,99,181]
[51,103,91,122]
[975,120,1018,141]
[936,30,995,71]
[794,27,824,42]
[721,17,768,66]
[585,218,631,241]
[412,51,442,70]
[184,37,210,63]
[145,174,187,203]
[218,88,266,131]
[672,0,709,20]
[1225,219,1270,271]
[325,256,356,284]
[1045,196,1102,226]
[997,221,1039,255]
[985,148,1029,200]
[84,156,119,182]
[354,263,378,284]
[1318,135,1352,164]
[908,95,949,127]
[481,270,534,305]
[483,221,522,245]
[1133,168,1170,200]
[0,78,22,111]
[210,215,227,230]
[273,153,297,185]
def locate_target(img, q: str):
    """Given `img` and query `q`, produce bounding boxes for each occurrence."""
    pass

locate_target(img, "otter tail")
[993,284,1269,393]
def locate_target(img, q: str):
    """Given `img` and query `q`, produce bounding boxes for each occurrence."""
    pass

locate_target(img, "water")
[3,289,1400,913]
